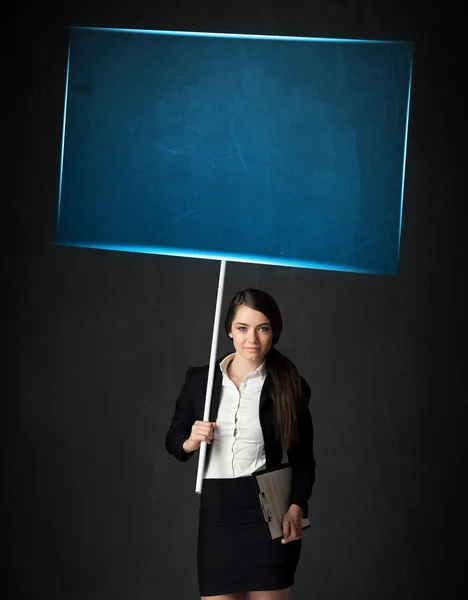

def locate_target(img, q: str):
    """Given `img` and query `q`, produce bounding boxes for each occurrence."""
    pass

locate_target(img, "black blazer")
[165,357,316,518]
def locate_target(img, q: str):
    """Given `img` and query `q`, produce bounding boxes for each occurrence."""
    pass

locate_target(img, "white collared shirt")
[204,353,267,479]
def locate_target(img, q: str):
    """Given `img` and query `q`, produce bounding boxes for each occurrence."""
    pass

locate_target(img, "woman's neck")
[228,353,262,380]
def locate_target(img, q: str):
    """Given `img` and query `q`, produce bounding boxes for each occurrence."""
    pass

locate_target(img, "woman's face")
[229,304,273,365]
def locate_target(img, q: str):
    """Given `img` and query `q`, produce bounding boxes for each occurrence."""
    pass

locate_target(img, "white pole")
[195,259,227,494]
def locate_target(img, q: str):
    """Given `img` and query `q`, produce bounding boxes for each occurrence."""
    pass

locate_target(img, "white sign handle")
[195,260,227,494]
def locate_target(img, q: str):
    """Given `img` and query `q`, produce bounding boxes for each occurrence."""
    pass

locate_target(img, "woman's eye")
[238,327,247,331]
[259,327,270,332]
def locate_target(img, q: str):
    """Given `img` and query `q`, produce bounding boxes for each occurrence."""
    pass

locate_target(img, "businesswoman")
[165,288,315,600]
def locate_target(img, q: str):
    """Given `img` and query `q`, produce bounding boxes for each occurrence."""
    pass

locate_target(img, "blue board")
[57,27,413,275]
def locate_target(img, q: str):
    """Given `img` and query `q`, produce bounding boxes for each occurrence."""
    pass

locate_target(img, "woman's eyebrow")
[235,321,270,327]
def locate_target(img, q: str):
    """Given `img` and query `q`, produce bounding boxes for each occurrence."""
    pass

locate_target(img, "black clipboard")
[251,463,310,540]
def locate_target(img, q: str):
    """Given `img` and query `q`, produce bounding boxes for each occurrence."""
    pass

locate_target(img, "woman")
[165,288,315,600]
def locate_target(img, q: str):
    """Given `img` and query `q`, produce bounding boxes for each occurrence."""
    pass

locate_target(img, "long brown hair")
[224,289,303,449]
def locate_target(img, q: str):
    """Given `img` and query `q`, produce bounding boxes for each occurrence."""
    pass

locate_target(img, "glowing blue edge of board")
[56,37,71,235]
[56,241,394,275]
[397,58,414,261]
[71,25,412,45]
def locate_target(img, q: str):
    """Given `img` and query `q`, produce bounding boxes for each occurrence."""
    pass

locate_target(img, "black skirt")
[197,477,302,596]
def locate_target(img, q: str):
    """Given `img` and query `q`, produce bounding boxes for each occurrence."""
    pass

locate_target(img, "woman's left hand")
[281,504,303,544]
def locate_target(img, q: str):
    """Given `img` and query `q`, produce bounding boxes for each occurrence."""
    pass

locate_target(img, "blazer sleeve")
[287,377,316,519]
[165,367,197,462]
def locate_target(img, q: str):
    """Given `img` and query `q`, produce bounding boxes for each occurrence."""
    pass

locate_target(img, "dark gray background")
[10,1,464,599]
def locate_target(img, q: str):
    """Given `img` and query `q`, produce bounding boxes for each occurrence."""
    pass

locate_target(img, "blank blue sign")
[57,27,413,274]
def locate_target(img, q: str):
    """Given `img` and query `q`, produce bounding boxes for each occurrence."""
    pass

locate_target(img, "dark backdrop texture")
[10,1,464,599]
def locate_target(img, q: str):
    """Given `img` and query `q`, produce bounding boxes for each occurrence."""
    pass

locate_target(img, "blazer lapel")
[259,375,273,410]
[207,366,223,422]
